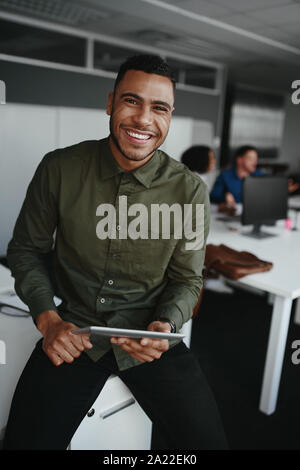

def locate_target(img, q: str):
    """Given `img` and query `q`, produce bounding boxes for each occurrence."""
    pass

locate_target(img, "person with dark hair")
[114,54,176,93]
[210,145,263,211]
[181,145,216,191]
[4,54,227,450]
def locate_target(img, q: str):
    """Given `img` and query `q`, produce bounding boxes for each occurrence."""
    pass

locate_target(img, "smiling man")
[108,69,174,166]
[4,55,227,450]
[210,145,263,210]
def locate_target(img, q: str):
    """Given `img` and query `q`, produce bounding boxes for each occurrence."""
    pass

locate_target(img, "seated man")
[3,54,227,450]
[210,145,263,211]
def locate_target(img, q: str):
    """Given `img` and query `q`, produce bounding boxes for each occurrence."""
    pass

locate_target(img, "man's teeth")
[126,130,151,140]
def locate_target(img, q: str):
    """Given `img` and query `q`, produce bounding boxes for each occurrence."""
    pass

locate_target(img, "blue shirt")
[210,166,264,204]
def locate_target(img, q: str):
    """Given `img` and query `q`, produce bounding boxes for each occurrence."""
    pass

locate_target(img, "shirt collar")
[99,137,162,189]
[99,137,124,181]
[132,149,161,189]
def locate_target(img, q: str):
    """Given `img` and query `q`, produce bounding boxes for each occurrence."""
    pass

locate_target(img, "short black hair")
[181,145,211,174]
[234,145,258,164]
[114,54,176,93]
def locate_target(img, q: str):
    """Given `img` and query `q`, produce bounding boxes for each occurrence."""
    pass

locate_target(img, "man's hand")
[218,192,237,215]
[225,192,236,208]
[110,320,171,363]
[36,310,93,366]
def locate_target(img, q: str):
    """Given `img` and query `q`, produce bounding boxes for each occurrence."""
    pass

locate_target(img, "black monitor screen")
[242,176,288,227]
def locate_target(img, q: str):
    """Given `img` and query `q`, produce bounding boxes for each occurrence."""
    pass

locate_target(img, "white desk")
[208,212,300,415]
[288,195,300,210]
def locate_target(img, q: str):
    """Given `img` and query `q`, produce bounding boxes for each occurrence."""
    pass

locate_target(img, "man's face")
[107,70,174,165]
[239,149,258,174]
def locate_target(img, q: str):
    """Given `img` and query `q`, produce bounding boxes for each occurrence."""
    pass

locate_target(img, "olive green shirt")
[7,138,210,370]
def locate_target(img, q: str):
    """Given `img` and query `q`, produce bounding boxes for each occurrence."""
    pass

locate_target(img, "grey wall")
[4,59,298,173]
[0,59,221,130]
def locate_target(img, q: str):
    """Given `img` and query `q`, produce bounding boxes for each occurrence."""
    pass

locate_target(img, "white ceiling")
[1,0,300,90]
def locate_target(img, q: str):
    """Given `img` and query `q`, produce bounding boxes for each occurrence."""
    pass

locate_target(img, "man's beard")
[109,114,160,162]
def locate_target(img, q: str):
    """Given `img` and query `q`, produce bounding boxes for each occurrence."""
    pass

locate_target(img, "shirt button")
[117,225,121,231]
[108,280,114,285]
[100,298,105,304]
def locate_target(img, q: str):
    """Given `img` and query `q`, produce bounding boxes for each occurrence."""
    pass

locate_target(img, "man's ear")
[106,91,114,116]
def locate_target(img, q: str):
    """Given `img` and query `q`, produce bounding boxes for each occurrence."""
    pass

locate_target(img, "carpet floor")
[188,287,300,450]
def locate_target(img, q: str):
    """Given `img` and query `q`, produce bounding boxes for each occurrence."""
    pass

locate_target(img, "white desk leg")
[259,295,292,415]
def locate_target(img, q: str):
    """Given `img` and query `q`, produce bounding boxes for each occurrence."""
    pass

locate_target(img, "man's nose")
[133,105,153,127]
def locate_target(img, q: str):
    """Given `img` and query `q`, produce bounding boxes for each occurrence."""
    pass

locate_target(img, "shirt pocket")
[132,235,178,280]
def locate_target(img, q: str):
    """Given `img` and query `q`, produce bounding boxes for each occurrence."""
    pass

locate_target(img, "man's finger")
[70,331,93,350]
[81,334,93,349]
[46,350,64,367]
[112,336,167,355]
[120,342,163,361]
[121,344,155,362]
[52,352,64,366]
[116,337,150,353]
[69,334,85,352]
[51,344,75,364]
[57,333,83,357]
[65,340,82,358]
[140,338,168,349]
[110,337,134,346]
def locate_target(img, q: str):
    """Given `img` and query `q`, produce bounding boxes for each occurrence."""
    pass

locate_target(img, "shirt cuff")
[27,295,58,320]
[154,306,184,333]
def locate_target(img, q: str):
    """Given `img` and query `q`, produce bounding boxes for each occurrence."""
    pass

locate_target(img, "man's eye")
[125,98,137,104]
[154,106,168,112]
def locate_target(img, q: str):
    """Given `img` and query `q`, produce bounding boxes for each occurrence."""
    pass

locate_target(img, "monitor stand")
[242,224,276,239]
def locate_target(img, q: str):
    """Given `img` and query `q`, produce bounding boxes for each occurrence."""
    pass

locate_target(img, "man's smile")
[122,127,155,145]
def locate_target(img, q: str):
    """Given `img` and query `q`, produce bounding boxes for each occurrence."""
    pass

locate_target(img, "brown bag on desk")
[204,244,273,280]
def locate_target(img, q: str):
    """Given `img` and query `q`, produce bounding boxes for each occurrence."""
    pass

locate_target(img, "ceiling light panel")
[0,0,111,26]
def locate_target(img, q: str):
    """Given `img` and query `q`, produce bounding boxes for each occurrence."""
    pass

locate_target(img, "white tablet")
[71,326,185,340]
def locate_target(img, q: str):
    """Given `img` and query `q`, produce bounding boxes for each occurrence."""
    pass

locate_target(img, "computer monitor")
[242,176,288,238]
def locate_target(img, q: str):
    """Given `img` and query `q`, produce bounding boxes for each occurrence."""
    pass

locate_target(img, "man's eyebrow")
[120,93,172,111]
[120,92,142,101]
[152,100,172,111]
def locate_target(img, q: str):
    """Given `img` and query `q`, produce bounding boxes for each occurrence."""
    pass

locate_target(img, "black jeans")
[3,340,228,450]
